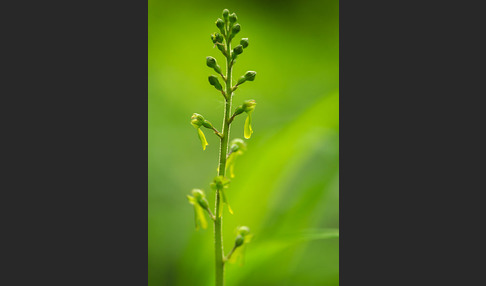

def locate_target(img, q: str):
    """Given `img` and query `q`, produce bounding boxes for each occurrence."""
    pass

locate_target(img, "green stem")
[215,30,233,286]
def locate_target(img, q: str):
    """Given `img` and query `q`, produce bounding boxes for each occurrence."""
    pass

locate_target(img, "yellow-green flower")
[226,139,247,178]
[187,189,209,230]
[211,176,233,215]
[191,113,209,150]
[241,100,256,139]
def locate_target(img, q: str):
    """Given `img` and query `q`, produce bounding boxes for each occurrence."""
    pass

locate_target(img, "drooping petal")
[197,128,208,150]
[229,245,247,266]
[195,203,208,229]
[244,112,253,139]
[226,152,236,178]
[221,187,234,215]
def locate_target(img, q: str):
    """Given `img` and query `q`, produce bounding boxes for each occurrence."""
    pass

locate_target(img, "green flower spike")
[187,189,209,230]
[242,100,256,139]
[191,113,209,150]
[226,139,247,178]
[211,176,233,216]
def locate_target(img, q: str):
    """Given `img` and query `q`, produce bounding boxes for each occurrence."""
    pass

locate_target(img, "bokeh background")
[148,0,338,285]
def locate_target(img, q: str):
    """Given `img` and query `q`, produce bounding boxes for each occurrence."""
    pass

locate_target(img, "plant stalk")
[214,30,233,286]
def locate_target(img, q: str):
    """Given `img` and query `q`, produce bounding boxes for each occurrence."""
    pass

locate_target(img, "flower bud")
[206,56,222,74]
[222,9,229,22]
[236,71,256,86]
[190,113,205,128]
[235,235,244,247]
[229,13,237,24]
[211,32,223,44]
[208,75,223,91]
[244,71,256,81]
[230,24,240,37]
[233,45,243,55]
[216,18,225,34]
[240,38,249,48]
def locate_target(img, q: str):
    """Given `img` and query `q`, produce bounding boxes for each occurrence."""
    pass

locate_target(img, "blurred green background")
[148,0,338,285]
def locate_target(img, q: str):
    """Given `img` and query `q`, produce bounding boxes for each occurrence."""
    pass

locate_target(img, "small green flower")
[226,139,247,178]
[190,113,205,128]
[242,100,256,139]
[187,189,209,230]
[229,226,253,265]
[191,113,209,150]
[211,176,233,215]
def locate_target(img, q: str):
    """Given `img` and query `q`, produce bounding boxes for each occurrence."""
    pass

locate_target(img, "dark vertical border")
[1,1,148,284]
[340,0,416,284]
[340,0,484,285]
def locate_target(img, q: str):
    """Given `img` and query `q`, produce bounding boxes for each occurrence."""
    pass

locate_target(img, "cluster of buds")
[211,9,251,63]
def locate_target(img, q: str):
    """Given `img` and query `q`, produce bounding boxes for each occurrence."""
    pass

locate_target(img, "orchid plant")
[186,9,256,286]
